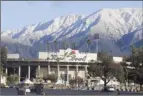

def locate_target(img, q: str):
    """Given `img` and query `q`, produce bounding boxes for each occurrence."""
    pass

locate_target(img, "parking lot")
[1,88,143,95]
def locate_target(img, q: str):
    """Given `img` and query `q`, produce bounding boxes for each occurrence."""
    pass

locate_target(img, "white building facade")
[38,48,123,85]
[6,49,123,86]
[38,48,97,85]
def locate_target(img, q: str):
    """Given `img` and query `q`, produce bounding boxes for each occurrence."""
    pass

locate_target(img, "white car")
[107,87,116,91]
[25,88,31,93]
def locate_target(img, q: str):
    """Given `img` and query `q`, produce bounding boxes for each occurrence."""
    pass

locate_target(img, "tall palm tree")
[84,39,91,85]
[47,42,50,60]
[63,41,68,57]
[54,40,57,53]
[87,39,91,53]
[86,39,91,60]
[72,42,76,50]
[47,42,50,76]
[54,40,60,81]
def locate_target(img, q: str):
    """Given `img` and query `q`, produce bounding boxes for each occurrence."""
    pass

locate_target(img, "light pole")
[93,33,99,53]
[63,41,67,59]
[47,42,50,60]
[86,39,91,86]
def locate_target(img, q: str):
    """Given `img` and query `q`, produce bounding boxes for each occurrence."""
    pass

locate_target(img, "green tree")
[76,76,84,85]
[69,76,83,87]
[0,46,8,75]
[88,51,124,90]
[1,46,8,65]
[7,74,19,85]
[130,46,143,91]
[69,78,75,87]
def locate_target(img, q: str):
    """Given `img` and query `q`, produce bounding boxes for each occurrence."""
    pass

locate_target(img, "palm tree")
[63,41,68,57]
[87,39,91,52]
[72,42,76,50]
[54,40,57,53]
[62,41,69,85]
[47,42,50,60]
[54,40,60,81]
[84,39,91,85]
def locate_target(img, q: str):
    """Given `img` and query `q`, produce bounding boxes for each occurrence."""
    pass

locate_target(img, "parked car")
[107,87,116,91]
[30,84,36,92]
[101,86,116,92]
[35,83,45,95]
[17,85,26,95]
[78,86,88,90]
[17,84,31,95]
[9,84,17,88]
[17,88,26,95]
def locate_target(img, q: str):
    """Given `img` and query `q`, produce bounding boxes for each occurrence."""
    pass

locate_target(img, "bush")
[69,76,83,87]
[7,74,19,85]
[43,74,57,83]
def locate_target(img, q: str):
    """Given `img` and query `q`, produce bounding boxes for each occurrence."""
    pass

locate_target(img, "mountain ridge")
[1,8,143,58]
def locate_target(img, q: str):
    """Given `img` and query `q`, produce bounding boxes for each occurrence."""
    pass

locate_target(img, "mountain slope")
[1,8,143,58]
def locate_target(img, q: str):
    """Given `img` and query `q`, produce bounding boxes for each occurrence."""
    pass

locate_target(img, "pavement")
[1,88,143,95]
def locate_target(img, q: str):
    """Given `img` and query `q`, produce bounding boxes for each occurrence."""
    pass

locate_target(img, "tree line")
[88,45,143,91]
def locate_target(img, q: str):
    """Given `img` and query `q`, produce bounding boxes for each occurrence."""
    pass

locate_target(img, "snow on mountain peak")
[1,8,143,58]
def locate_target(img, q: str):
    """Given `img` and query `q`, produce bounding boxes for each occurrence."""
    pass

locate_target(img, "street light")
[47,42,50,60]
[93,33,99,53]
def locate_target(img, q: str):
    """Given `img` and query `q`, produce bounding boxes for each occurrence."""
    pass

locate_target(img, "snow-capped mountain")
[1,8,143,58]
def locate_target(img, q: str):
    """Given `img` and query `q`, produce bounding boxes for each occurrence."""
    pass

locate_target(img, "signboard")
[39,48,97,62]
[7,54,20,59]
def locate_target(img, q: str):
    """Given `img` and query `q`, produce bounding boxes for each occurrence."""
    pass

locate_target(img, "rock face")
[1,8,143,58]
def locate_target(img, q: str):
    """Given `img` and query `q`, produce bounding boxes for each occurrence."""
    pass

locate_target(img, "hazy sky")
[1,1,142,31]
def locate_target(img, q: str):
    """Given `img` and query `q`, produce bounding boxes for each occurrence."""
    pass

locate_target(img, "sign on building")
[7,54,20,59]
[39,48,97,62]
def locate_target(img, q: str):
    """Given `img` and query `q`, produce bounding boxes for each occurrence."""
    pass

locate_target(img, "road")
[1,88,143,95]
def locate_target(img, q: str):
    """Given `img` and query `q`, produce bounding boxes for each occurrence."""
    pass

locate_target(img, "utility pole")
[92,33,99,53]
[47,42,50,60]
[96,34,99,53]
[96,39,98,53]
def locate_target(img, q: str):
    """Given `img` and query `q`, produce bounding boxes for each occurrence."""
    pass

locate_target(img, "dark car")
[35,83,45,95]
[9,84,17,88]
[30,84,36,92]
[17,86,26,95]
[17,84,31,95]
[101,87,116,92]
